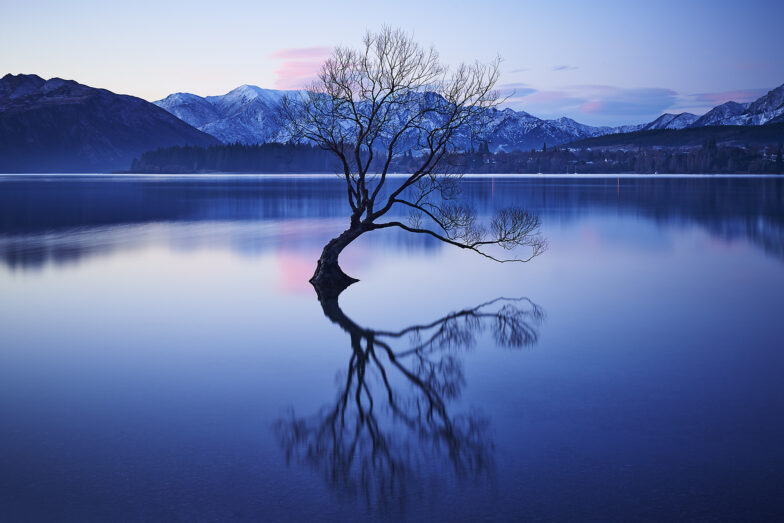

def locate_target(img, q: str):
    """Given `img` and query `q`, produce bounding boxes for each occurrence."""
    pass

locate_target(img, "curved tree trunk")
[310,225,365,300]
[316,293,363,339]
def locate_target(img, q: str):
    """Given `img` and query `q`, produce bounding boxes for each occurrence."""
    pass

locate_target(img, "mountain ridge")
[153,88,647,151]
[155,82,784,152]
[156,85,297,144]
[2,72,782,173]
[0,73,219,172]
[570,122,784,149]
[153,87,643,151]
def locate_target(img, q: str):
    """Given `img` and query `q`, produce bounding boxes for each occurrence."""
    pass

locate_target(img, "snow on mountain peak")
[153,80,784,151]
[741,83,784,125]
[154,85,290,144]
[642,112,699,130]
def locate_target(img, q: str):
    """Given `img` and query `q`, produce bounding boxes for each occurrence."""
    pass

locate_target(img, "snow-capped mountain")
[613,124,647,134]
[740,84,784,125]
[545,116,619,138]
[155,81,784,151]
[691,84,784,127]
[691,101,749,127]
[155,85,293,144]
[156,86,633,151]
[479,109,592,151]
[641,112,699,130]
[155,92,220,129]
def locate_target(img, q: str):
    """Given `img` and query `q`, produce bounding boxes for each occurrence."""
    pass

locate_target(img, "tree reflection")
[275,295,544,510]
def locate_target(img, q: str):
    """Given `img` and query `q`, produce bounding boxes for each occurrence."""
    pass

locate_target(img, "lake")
[1,174,783,521]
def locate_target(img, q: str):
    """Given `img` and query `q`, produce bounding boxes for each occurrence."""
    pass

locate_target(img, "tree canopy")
[278,27,546,297]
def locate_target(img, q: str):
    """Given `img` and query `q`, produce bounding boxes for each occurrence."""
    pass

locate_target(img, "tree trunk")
[310,226,365,299]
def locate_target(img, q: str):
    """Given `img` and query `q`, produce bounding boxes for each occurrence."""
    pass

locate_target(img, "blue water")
[1,175,783,521]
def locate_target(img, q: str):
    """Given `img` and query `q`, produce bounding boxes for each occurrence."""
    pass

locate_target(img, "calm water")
[1,175,783,522]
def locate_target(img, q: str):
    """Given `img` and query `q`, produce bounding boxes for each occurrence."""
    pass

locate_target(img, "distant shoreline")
[2,172,782,179]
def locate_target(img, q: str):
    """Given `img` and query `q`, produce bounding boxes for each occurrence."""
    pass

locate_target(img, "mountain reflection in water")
[1,175,782,270]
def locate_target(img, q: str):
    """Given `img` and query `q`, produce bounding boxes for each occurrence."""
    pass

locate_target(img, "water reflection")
[2,176,783,520]
[1,175,783,271]
[275,295,544,511]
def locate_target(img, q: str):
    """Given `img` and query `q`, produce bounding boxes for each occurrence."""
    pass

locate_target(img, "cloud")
[498,82,531,89]
[269,46,332,90]
[690,88,767,106]
[503,84,679,125]
[497,82,536,99]
[576,86,678,118]
[509,67,529,73]
[666,88,769,115]
[579,100,604,113]
[552,65,578,71]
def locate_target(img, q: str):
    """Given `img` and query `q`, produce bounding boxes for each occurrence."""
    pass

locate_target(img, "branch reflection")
[275,295,545,510]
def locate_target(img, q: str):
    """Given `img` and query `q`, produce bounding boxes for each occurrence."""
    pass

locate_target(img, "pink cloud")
[270,46,332,89]
[579,100,604,113]
[273,61,324,89]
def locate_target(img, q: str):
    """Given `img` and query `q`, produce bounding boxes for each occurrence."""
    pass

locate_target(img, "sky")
[2,0,783,126]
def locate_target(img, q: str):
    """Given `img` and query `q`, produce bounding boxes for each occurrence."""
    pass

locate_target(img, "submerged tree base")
[310,226,364,299]
[310,261,359,300]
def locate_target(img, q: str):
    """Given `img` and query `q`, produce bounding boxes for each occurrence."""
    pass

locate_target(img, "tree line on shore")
[130,141,784,175]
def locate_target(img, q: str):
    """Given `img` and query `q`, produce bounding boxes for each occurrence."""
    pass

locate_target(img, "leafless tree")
[279,27,547,298]
[275,294,545,510]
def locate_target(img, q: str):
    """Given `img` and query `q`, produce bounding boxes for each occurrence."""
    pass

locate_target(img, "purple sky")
[1,0,782,126]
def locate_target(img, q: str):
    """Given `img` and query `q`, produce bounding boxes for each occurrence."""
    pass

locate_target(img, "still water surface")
[1,175,783,521]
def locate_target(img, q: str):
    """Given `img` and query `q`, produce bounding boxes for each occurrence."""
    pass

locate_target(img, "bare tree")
[280,27,546,298]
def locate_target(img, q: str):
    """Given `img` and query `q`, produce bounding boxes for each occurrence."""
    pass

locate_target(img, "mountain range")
[155,83,784,152]
[0,74,218,172]
[1,73,782,173]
